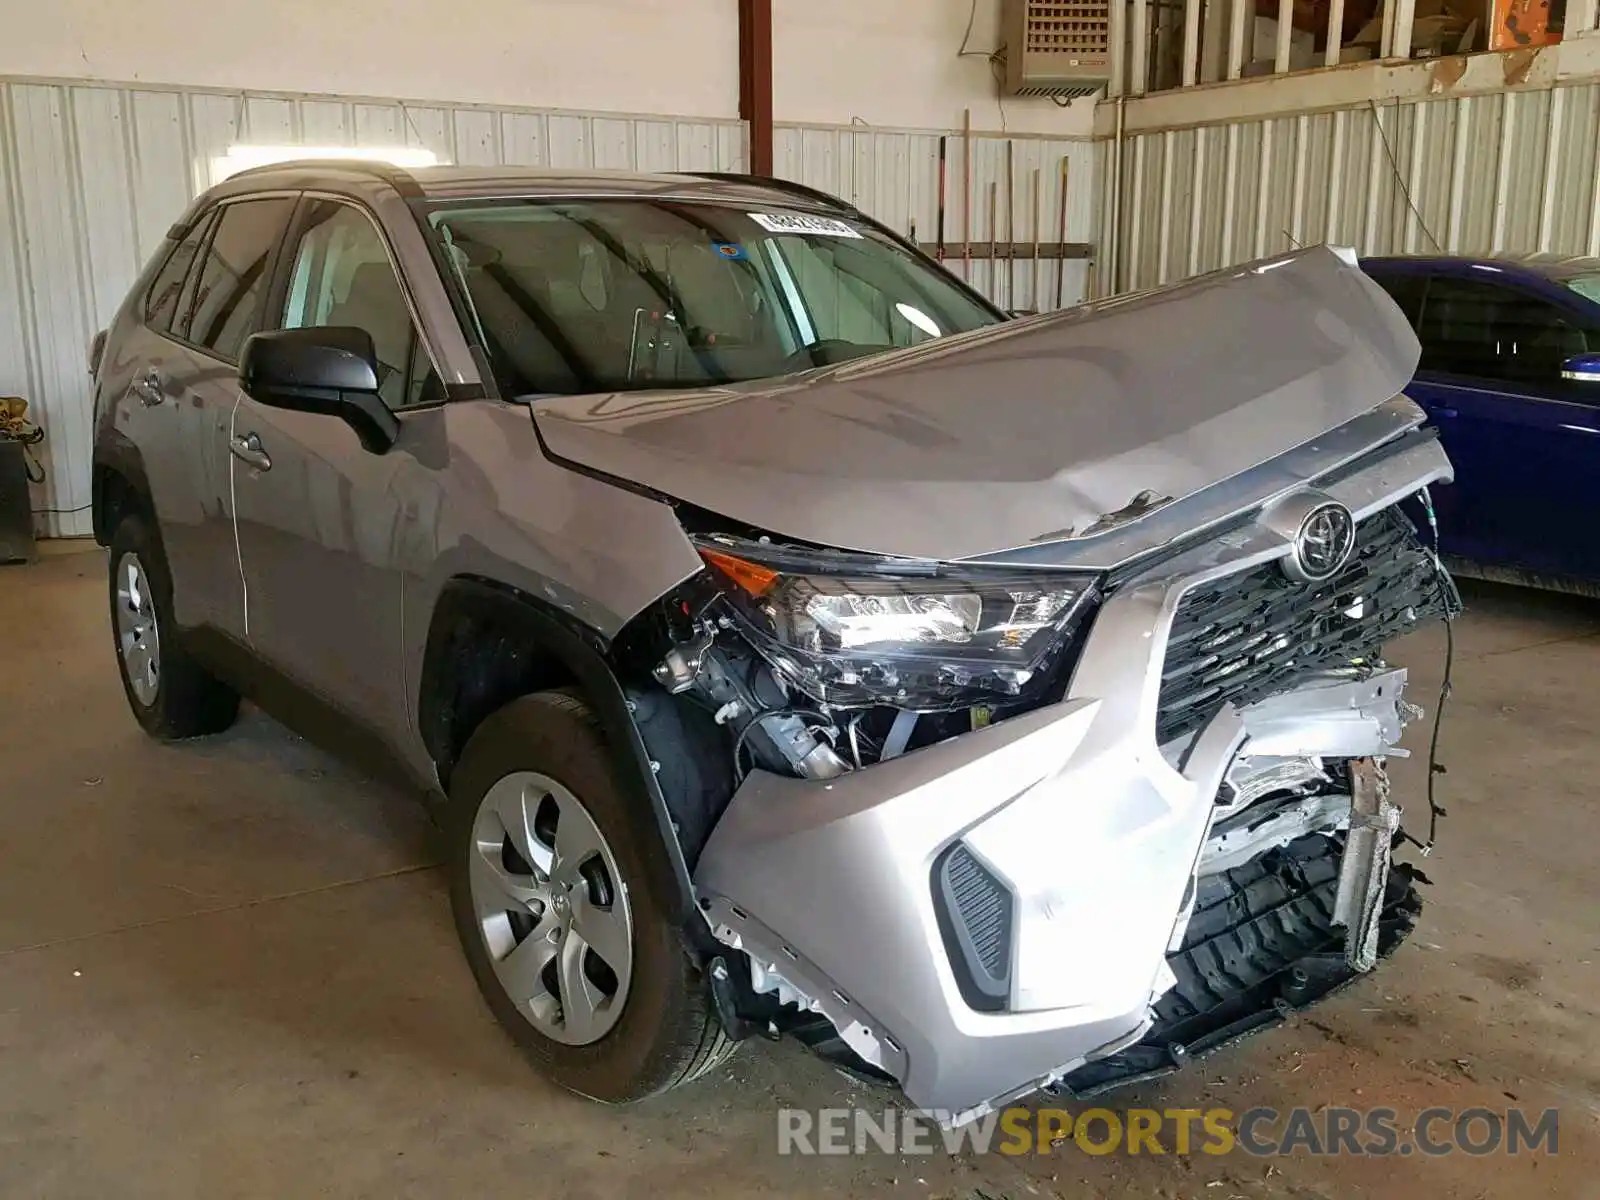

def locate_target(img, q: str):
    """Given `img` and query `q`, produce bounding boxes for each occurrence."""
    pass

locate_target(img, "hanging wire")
[1370,99,1445,253]
[1402,485,1458,857]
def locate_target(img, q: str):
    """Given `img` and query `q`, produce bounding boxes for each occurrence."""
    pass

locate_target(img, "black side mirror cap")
[239,327,400,452]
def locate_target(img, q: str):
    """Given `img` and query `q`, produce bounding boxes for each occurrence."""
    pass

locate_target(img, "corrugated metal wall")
[776,124,1097,313]
[1109,83,1600,294]
[0,77,748,536]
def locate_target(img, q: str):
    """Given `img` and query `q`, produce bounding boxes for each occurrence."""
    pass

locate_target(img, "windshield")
[1566,274,1600,305]
[424,198,1000,395]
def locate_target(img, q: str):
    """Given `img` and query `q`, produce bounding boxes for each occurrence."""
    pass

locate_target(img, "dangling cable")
[1403,485,1457,856]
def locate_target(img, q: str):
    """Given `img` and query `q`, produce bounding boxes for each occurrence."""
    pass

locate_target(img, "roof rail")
[222,157,421,195]
[677,172,858,217]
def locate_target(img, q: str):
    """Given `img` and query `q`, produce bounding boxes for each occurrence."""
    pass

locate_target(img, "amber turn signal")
[699,548,780,597]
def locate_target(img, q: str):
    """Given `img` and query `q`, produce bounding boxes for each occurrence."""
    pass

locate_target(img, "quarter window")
[282,201,441,409]
[187,197,298,362]
[143,212,216,334]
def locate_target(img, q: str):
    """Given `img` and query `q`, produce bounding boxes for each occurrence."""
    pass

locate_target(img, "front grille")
[1157,506,1447,744]
[933,844,1014,1011]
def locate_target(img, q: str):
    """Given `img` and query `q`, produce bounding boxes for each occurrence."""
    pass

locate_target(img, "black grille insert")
[1157,506,1445,744]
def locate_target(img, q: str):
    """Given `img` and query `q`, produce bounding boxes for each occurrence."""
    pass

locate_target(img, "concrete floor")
[2,543,1596,1199]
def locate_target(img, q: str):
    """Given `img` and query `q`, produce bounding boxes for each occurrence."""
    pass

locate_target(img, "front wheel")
[446,690,734,1101]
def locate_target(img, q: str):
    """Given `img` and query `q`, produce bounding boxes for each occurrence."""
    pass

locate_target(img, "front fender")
[418,579,696,924]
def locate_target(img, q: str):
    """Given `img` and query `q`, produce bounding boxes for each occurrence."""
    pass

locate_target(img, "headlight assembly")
[695,538,1100,710]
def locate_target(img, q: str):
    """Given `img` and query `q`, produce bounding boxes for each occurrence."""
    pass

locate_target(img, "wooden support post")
[738,0,773,175]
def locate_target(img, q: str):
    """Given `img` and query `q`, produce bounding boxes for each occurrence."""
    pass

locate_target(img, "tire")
[447,690,734,1102]
[108,512,240,739]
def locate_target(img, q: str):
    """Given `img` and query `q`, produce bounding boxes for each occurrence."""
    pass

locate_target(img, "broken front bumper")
[693,436,1452,1121]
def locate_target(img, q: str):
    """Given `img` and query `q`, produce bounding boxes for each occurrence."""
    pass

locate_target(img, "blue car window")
[1366,271,1425,327]
[1417,276,1590,387]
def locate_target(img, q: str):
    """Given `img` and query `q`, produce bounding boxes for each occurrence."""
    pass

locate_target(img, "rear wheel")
[447,690,734,1101]
[107,513,239,739]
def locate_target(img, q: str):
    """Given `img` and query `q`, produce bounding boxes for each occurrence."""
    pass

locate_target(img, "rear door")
[166,195,302,638]
[230,196,445,735]
[1406,273,1600,579]
[112,211,217,627]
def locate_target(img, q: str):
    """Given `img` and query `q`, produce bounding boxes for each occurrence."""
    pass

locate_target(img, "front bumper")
[693,429,1452,1121]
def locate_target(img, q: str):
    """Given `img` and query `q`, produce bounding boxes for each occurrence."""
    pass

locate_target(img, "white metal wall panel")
[774,124,1098,314]
[0,76,747,536]
[1112,83,1600,296]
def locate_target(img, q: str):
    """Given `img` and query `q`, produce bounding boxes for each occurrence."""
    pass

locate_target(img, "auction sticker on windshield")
[749,211,864,238]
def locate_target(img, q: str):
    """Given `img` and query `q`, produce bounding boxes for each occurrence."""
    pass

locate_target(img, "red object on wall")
[1490,0,1561,47]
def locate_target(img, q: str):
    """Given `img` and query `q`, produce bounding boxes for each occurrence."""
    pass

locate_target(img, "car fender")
[417,578,696,924]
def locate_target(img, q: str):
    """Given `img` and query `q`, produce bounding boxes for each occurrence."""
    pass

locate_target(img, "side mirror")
[1560,351,1600,384]
[239,327,399,452]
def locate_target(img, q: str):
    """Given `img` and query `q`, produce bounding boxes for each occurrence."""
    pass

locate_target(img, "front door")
[230,197,445,738]
[1408,274,1600,580]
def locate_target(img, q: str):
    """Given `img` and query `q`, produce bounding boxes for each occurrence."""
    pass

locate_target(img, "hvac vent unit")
[1002,0,1112,99]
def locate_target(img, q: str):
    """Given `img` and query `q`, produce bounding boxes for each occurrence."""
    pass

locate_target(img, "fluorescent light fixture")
[212,143,440,181]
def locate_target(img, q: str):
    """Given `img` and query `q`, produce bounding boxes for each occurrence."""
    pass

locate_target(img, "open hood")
[531,246,1420,562]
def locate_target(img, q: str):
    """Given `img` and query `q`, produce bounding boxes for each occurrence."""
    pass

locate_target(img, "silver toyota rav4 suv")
[91,163,1456,1121]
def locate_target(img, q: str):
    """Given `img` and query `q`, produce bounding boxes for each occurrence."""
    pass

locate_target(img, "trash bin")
[0,436,35,564]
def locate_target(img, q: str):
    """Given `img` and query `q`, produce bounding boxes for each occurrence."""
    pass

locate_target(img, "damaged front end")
[616,478,1455,1123]
[566,247,1461,1121]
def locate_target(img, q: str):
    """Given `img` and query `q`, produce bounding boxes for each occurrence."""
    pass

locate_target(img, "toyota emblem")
[1286,501,1356,582]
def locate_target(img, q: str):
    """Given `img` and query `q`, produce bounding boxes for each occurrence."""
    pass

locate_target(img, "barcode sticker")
[748,211,864,238]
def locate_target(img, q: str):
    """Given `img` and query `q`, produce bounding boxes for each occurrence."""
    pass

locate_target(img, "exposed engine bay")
[618,489,1458,1118]
[638,528,1101,786]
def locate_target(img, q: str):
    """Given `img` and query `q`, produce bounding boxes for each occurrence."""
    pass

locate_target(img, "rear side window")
[186,196,298,363]
[143,213,215,333]
[1365,270,1426,327]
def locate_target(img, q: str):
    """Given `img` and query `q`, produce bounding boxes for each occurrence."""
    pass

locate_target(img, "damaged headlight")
[695,538,1100,710]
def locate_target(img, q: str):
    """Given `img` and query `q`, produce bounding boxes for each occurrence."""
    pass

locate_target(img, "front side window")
[144,212,216,334]
[424,199,999,396]
[187,197,298,363]
[1417,276,1590,387]
[281,200,441,409]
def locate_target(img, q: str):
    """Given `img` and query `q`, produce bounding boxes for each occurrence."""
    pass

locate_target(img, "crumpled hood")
[531,246,1419,562]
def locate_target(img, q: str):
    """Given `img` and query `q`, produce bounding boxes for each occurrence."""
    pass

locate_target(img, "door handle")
[131,368,164,407]
[229,431,272,471]
[1431,405,1459,419]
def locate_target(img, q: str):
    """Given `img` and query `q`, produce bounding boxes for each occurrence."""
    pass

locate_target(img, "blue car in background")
[1361,254,1600,593]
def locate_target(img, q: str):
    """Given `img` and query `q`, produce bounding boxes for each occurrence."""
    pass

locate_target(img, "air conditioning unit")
[1002,0,1112,99]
